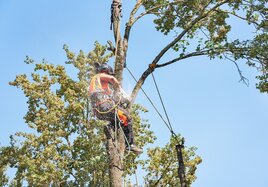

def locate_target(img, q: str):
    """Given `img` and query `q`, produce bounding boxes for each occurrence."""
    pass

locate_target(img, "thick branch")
[130,0,230,102]
[124,0,186,56]
[123,0,143,55]
[130,67,153,103]
[151,0,230,66]
[129,0,144,26]
[156,50,212,68]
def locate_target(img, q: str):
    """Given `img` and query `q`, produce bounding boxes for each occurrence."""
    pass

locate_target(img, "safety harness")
[125,64,187,187]
[89,72,132,164]
[89,74,128,126]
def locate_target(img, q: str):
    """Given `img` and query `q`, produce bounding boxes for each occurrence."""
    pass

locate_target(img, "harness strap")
[92,94,122,114]
[95,99,113,107]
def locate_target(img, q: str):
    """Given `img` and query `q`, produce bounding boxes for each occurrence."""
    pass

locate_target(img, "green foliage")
[143,0,268,90]
[0,147,10,187]
[3,0,266,185]
[6,42,114,186]
[1,41,202,186]
[144,135,202,187]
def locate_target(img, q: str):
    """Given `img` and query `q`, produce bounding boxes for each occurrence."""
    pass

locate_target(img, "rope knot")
[149,63,156,71]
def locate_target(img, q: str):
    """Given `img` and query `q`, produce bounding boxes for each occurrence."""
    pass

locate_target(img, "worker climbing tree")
[89,62,142,154]
[1,1,268,187]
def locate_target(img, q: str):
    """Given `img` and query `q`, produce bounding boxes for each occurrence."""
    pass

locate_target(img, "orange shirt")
[89,73,119,95]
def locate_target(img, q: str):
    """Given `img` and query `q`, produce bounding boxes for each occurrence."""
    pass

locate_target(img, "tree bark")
[105,126,125,187]
[176,142,187,187]
[107,1,125,187]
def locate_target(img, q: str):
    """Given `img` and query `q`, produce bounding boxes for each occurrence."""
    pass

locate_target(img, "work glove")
[121,101,129,109]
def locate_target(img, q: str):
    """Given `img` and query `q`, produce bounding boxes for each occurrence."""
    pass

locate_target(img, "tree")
[109,0,267,185]
[144,135,202,186]
[1,0,268,186]
[1,43,200,186]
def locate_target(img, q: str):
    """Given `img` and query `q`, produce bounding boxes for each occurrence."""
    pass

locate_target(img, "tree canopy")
[129,0,268,101]
[1,0,268,186]
[1,43,201,186]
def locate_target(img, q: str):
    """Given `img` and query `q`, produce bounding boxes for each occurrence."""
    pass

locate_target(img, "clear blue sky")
[1,1,268,187]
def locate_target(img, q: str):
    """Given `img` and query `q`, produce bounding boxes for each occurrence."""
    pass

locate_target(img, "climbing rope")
[109,1,185,182]
[125,64,187,186]
[92,91,131,162]
[103,111,130,166]
[151,72,175,136]
[151,72,187,186]
[125,65,174,134]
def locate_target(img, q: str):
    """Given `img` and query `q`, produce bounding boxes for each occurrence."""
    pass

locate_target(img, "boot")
[126,144,143,154]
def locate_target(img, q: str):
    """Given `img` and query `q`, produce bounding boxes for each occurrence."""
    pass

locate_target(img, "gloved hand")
[121,101,129,109]
[121,95,130,109]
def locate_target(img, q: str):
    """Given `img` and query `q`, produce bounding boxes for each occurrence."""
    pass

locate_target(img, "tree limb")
[130,0,230,102]
[129,0,144,26]
[159,48,250,86]
[124,0,186,55]
[156,50,212,68]
[123,0,143,51]
[216,9,260,27]
[151,0,230,66]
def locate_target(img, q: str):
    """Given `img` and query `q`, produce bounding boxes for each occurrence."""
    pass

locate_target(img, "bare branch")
[216,9,260,27]
[129,0,144,26]
[158,45,258,68]
[123,0,143,65]
[156,50,211,68]
[107,40,116,55]
[223,54,249,86]
[124,0,143,45]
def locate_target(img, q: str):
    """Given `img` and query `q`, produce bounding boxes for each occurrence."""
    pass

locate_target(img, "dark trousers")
[94,101,134,145]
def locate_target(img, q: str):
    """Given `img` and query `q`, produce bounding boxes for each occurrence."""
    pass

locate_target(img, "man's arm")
[99,73,120,88]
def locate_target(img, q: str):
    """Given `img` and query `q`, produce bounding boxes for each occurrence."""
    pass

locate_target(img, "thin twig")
[133,0,186,25]
[216,9,260,26]
[224,54,249,86]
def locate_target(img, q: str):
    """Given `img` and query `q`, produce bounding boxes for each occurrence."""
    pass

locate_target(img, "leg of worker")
[123,119,143,154]
[122,120,134,146]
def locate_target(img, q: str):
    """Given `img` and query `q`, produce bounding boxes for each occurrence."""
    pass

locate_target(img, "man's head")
[98,63,114,75]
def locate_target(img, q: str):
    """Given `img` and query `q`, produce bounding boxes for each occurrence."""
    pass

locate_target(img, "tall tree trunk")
[111,0,124,83]
[107,1,125,186]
